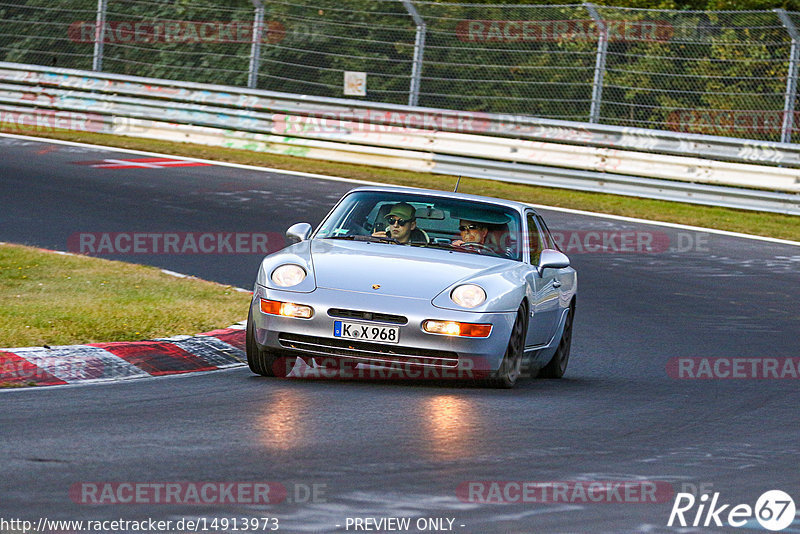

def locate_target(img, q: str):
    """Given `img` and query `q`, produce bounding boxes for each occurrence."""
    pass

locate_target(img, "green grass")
[0,243,251,348]
[3,124,798,242]
[0,381,37,388]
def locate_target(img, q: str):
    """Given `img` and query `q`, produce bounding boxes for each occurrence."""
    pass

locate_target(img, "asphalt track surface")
[1,136,799,533]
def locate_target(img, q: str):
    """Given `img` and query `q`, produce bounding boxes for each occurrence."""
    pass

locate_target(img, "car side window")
[527,213,545,265]
[536,215,557,251]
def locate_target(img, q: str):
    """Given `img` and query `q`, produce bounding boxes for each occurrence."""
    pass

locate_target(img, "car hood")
[310,239,514,298]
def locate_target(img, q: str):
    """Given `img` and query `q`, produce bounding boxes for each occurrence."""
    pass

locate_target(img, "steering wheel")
[456,242,495,254]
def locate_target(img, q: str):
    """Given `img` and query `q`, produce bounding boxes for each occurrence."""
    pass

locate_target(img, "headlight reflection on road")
[420,395,478,461]
[256,388,307,450]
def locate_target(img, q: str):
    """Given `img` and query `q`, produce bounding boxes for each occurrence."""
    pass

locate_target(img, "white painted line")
[0,364,246,394]
[93,159,164,168]
[2,132,798,247]
[0,132,383,186]
[525,203,800,247]
[160,269,192,279]
[158,268,249,293]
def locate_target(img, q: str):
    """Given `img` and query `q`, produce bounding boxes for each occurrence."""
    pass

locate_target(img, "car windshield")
[314,191,522,261]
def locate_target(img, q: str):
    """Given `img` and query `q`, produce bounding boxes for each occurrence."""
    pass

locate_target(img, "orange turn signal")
[422,320,492,338]
[260,298,313,319]
[260,298,282,315]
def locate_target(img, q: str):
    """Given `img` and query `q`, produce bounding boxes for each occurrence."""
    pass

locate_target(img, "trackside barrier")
[0,62,798,215]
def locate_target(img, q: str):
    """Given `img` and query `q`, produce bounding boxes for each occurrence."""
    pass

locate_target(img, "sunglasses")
[387,217,411,226]
[459,224,482,231]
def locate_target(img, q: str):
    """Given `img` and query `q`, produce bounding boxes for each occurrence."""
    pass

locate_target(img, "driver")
[452,219,489,248]
[372,202,417,244]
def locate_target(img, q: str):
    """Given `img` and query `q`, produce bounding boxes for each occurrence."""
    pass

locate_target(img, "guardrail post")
[249,0,265,89]
[400,0,426,107]
[776,9,799,144]
[92,0,107,71]
[585,3,608,124]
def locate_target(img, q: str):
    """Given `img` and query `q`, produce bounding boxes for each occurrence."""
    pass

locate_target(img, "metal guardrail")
[9,2,800,143]
[0,62,798,215]
[4,62,800,168]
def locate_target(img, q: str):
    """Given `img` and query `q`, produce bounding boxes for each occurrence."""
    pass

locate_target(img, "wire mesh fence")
[598,8,793,140]
[1,0,800,142]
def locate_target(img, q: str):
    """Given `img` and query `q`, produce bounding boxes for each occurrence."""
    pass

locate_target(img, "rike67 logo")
[668,490,796,531]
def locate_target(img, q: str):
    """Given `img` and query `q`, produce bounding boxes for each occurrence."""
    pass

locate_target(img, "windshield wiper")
[409,241,452,250]
[324,234,358,240]
[413,241,503,257]
[324,234,401,244]
[368,235,402,244]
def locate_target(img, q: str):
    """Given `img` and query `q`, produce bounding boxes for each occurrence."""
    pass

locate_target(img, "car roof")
[346,185,535,215]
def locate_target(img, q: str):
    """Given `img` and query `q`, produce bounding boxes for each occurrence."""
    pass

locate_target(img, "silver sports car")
[246,186,576,388]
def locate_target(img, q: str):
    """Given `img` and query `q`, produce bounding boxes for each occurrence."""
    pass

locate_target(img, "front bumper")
[251,285,516,375]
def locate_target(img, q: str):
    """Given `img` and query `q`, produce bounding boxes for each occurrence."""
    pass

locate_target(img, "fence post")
[400,0,426,107]
[585,3,607,124]
[92,0,107,71]
[776,9,798,144]
[249,0,265,89]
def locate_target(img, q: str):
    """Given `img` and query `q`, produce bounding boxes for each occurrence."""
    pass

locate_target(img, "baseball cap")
[385,202,416,221]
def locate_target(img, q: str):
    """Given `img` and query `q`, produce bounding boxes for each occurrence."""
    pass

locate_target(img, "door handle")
[552,280,562,288]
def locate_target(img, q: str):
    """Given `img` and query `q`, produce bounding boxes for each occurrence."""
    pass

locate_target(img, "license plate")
[333,321,399,344]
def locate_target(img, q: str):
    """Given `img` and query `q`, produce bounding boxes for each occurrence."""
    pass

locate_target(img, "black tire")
[485,303,528,389]
[539,303,574,379]
[246,309,288,377]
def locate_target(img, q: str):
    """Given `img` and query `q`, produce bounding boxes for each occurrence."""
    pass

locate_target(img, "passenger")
[372,202,417,244]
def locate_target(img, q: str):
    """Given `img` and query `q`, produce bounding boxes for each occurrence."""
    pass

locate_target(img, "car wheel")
[486,303,527,389]
[246,309,288,377]
[539,303,574,379]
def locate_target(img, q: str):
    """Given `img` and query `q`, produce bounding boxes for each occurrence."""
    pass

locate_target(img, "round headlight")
[450,284,486,308]
[271,264,307,287]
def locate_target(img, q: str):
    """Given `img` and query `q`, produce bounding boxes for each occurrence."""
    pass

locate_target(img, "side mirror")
[538,249,570,275]
[286,222,312,243]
